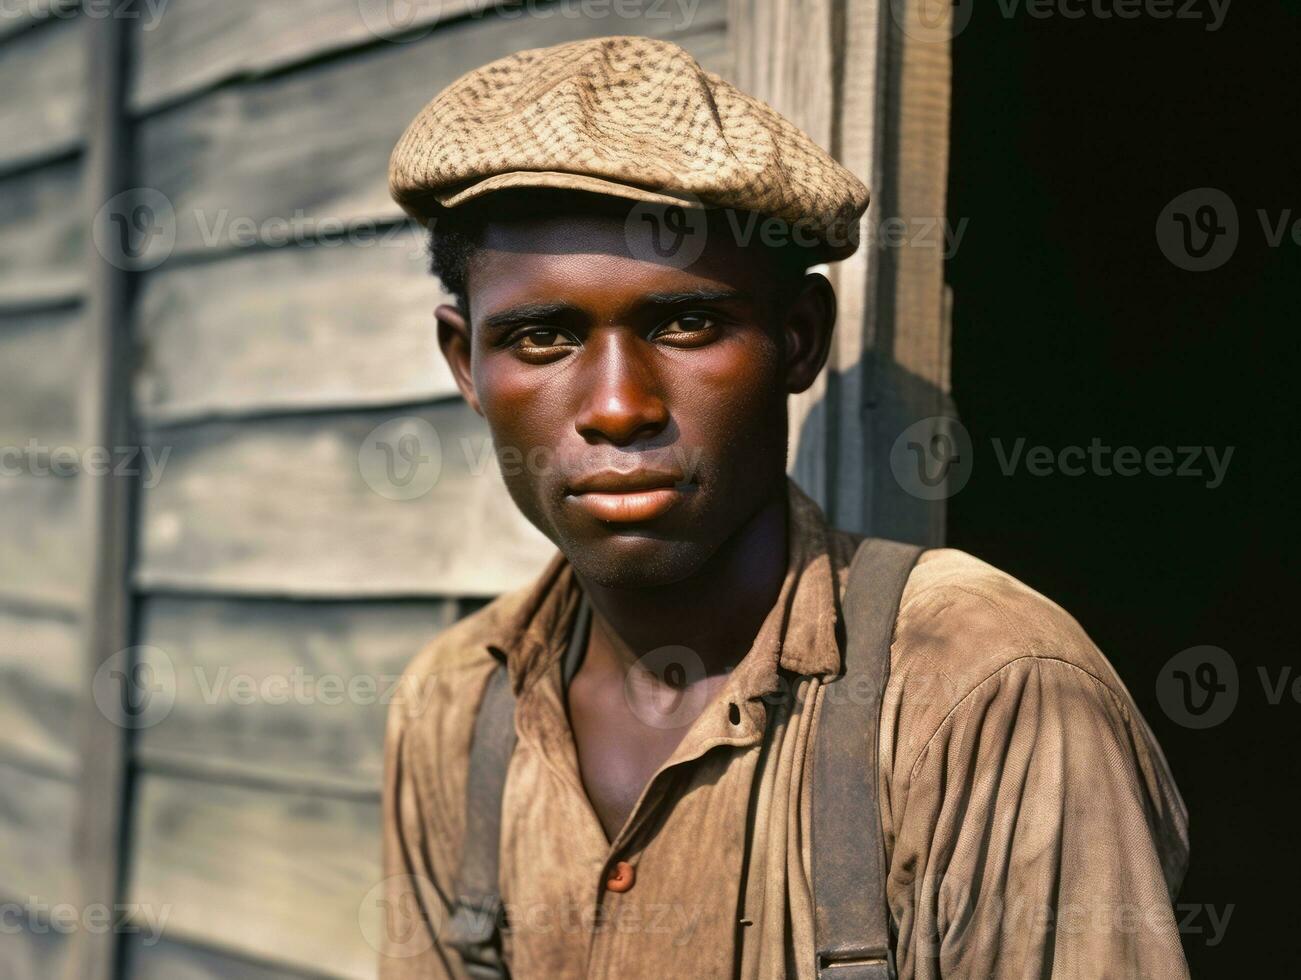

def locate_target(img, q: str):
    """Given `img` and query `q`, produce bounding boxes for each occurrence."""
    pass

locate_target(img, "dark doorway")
[948,2,1297,973]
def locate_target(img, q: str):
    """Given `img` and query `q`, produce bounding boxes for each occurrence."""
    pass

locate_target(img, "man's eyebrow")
[478,289,749,332]
[639,287,748,306]
[479,302,580,332]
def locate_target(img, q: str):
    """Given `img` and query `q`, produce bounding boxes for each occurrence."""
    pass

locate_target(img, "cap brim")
[435,170,705,212]
[396,170,860,262]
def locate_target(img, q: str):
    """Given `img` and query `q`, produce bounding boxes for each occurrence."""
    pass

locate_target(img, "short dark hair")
[425,189,817,321]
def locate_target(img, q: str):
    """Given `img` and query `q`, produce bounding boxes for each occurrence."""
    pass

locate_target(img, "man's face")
[438,207,834,589]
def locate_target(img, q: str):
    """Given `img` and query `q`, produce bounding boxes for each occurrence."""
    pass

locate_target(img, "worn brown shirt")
[380,481,1189,979]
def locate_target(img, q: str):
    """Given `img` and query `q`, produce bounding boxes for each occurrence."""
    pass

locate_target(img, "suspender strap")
[443,660,516,979]
[444,597,590,979]
[812,538,923,980]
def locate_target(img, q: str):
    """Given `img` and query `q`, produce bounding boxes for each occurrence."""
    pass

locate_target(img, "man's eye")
[654,314,717,342]
[515,328,575,351]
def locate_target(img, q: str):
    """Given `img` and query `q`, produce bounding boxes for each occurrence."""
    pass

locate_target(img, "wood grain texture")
[729,0,838,509]
[126,774,383,979]
[134,4,727,262]
[0,474,82,609]
[0,307,85,451]
[133,596,458,789]
[131,0,471,111]
[0,0,77,40]
[863,0,954,545]
[123,935,334,980]
[0,925,71,980]
[136,403,554,597]
[0,160,85,307]
[0,17,85,173]
[0,759,78,906]
[0,605,80,775]
[67,19,139,980]
[134,226,458,424]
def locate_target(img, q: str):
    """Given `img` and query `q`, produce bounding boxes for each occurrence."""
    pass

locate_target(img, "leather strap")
[444,597,589,979]
[442,659,516,979]
[812,538,923,980]
[445,539,920,980]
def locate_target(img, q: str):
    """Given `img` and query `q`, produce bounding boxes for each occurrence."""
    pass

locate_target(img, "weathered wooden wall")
[0,2,947,977]
[0,2,732,978]
[0,7,87,978]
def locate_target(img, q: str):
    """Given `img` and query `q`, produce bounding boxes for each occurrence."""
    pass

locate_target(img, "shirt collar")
[484,478,847,700]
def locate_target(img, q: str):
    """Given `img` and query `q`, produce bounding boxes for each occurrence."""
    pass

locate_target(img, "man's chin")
[559,533,716,591]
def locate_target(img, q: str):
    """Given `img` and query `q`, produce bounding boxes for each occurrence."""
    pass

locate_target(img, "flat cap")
[388,35,870,261]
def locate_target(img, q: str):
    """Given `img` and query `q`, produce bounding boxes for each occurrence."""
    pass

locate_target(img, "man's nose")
[573,333,669,446]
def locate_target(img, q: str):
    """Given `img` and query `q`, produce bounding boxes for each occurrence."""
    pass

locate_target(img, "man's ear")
[435,304,483,416]
[781,272,836,394]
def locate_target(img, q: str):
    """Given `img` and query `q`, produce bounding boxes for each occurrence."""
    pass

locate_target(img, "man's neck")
[574,489,789,679]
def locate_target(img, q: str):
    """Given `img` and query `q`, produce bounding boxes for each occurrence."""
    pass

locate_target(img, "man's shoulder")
[888,547,1139,739]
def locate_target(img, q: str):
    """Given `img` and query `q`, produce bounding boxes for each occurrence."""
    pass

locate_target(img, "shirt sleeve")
[887,656,1190,980]
[378,693,466,980]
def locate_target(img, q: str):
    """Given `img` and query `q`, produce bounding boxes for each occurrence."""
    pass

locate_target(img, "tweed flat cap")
[388,35,870,261]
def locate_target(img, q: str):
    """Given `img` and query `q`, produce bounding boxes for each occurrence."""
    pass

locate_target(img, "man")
[380,35,1189,979]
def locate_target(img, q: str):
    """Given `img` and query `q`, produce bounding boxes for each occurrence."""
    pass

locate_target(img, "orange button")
[605,861,636,893]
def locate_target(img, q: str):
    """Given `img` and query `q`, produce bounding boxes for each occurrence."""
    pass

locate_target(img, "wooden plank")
[0,604,80,775]
[133,596,457,788]
[136,404,554,598]
[0,16,86,173]
[820,0,888,532]
[0,924,72,980]
[134,227,458,424]
[127,774,383,980]
[729,0,838,509]
[0,160,85,307]
[0,0,77,41]
[131,0,468,111]
[0,307,85,451]
[0,760,78,907]
[134,6,727,262]
[858,0,954,544]
[123,935,332,980]
[0,474,82,609]
[67,18,136,980]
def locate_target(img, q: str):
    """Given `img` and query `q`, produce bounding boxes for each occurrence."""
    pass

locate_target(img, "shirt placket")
[515,650,775,977]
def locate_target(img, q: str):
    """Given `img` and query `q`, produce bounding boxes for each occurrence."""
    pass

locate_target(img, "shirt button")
[605,860,636,893]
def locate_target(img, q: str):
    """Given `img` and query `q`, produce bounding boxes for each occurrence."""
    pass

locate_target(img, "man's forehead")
[468,248,746,324]
[470,208,767,290]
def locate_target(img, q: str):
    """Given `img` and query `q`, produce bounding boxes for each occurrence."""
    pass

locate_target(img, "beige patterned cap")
[388,35,870,261]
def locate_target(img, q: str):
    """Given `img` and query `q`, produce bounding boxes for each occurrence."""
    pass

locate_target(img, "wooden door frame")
[731,0,955,544]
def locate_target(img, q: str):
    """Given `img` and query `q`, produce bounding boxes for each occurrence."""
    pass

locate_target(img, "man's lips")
[565,470,690,524]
